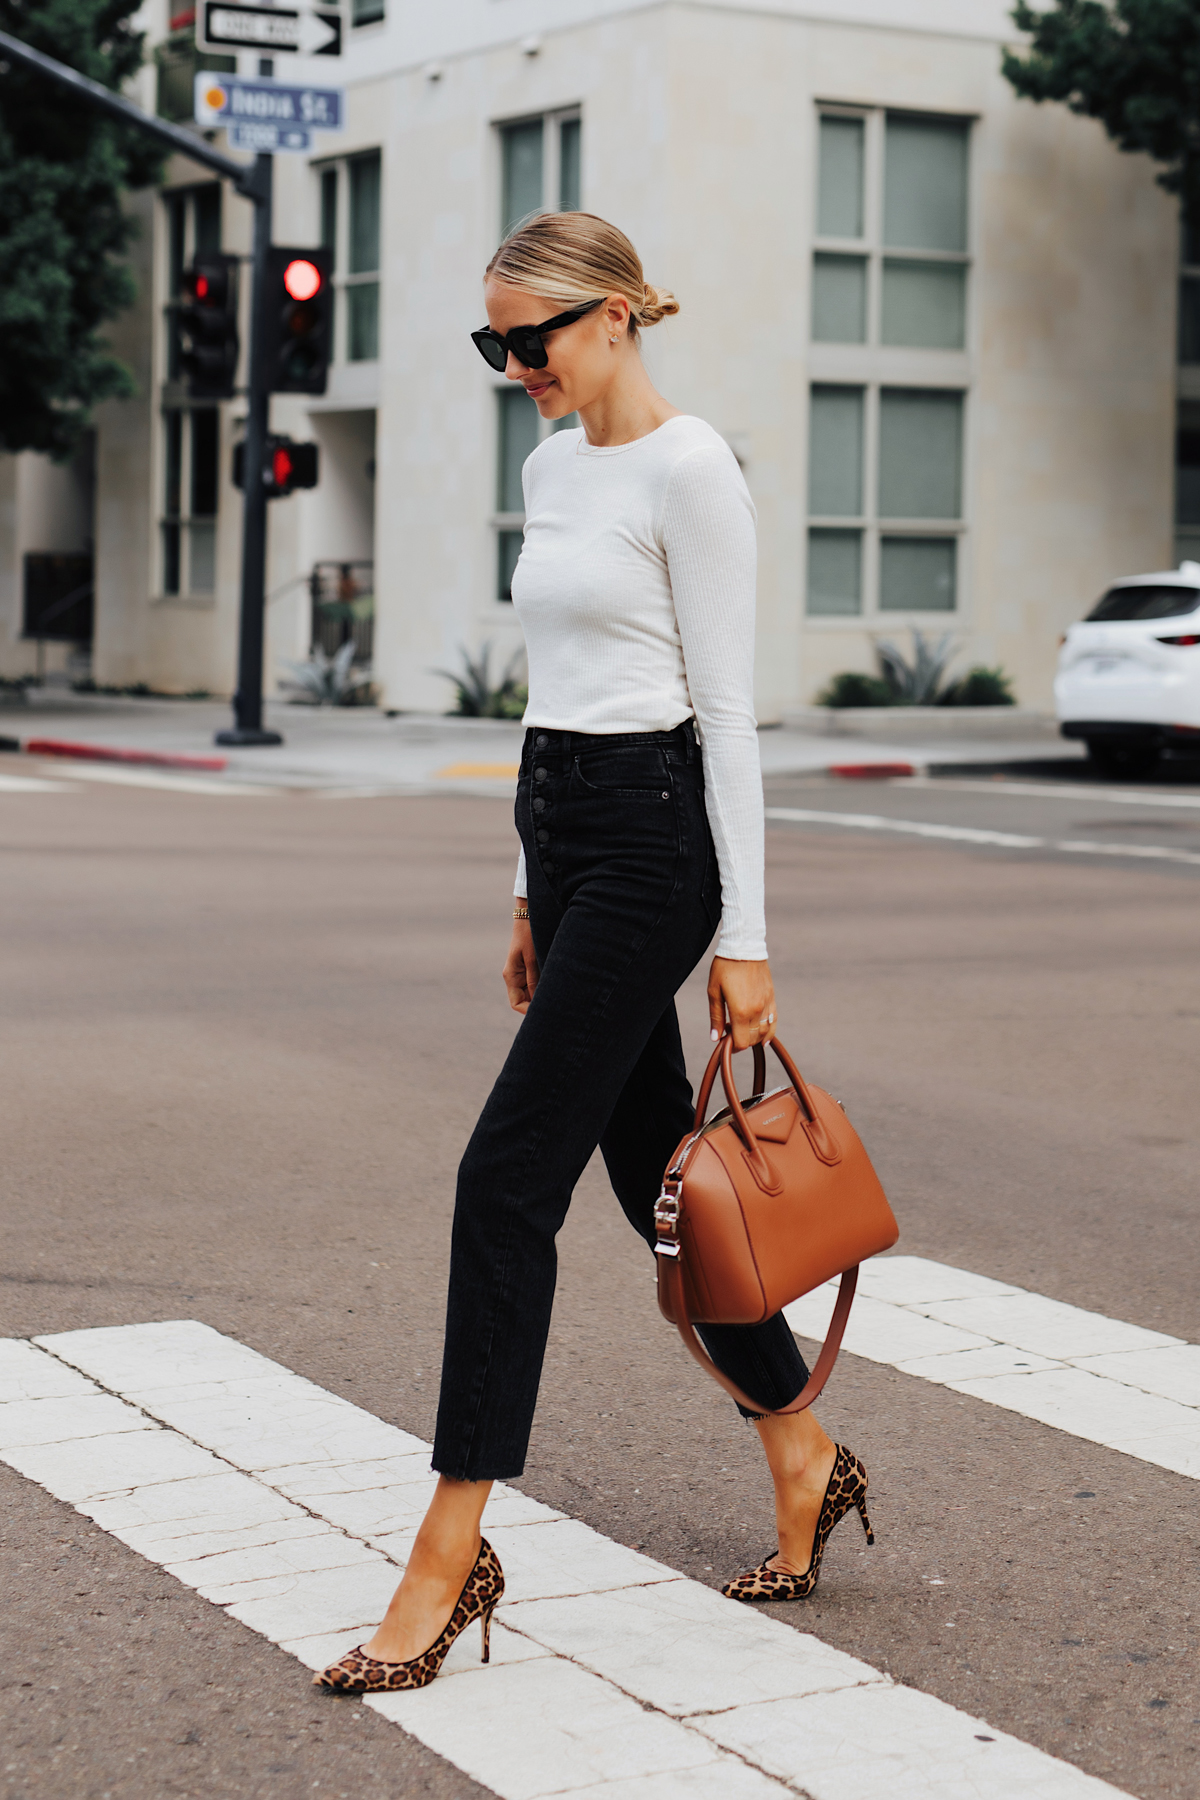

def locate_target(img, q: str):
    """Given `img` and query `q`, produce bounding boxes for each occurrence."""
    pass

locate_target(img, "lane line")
[786,1257,1200,1478]
[906,778,1200,811]
[765,806,1200,866]
[0,1322,1127,1800]
[0,773,75,793]
[25,762,278,797]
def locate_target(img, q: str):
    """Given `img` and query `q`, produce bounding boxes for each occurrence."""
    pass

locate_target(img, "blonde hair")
[485,212,679,338]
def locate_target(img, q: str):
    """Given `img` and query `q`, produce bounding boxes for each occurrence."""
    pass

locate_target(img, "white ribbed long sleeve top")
[510,414,766,960]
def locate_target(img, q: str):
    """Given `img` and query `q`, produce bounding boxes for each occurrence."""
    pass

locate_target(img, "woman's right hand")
[502,910,540,1014]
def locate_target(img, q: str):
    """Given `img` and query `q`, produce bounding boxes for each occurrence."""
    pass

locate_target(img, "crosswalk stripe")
[1,1319,1128,1799]
[786,1257,1200,1479]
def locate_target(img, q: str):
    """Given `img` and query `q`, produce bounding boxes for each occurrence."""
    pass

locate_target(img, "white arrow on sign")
[297,9,339,53]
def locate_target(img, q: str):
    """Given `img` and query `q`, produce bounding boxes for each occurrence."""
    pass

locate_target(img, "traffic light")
[265,246,334,394]
[179,253,239,399]
[233,434,319,498]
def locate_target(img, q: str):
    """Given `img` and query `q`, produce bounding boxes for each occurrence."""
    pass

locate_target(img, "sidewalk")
[0,691,1082,793]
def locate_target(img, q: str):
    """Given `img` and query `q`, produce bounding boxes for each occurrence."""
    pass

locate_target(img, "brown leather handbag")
[655,1033,898,1415]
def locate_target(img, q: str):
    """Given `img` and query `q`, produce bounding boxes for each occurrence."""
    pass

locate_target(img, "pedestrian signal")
[232,434,319,498]
[265,245,333,394]
[179,253,240,399]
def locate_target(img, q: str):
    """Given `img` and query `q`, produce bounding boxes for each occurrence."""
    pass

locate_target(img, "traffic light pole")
[0,29,283,747]
[219,154,280,745]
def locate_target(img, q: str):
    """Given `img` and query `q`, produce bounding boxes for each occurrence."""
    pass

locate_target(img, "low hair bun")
[639,282,680,326]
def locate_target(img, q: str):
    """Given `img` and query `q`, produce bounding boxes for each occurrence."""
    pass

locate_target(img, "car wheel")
[1085,738,1162,780]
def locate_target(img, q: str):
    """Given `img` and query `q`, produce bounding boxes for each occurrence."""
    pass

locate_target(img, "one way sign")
[198,2,342,57]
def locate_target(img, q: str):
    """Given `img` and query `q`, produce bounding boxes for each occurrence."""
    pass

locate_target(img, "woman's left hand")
[707,957,777,1051]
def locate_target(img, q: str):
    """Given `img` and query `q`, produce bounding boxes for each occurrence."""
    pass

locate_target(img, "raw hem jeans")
[431,723,810,1481]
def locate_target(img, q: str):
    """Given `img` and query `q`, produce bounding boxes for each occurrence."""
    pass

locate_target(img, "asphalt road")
[1,768,1197,1800]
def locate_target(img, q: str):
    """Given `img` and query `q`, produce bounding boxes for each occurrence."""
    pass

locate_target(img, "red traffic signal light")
[179,253,239,400]
[283,259,322,302]
[265,246,333,395]
[232,435,319,499]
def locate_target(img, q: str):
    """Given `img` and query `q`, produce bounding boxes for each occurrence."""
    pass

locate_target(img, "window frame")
[495,106,583,239]
[811,105,973,354]
[806,103,975,624]
[490,388,579,605]
[312,149,383,365]
[158,182,226,603]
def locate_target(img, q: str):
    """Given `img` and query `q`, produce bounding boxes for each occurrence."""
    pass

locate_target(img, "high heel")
[721,1445,872,1603]
[313,1537,505,1694]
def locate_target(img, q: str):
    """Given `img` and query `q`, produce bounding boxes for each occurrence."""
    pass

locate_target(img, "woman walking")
[316,213,872,1695]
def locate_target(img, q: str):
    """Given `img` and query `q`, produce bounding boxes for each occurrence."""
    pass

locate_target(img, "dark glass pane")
[348,152,381,273]
[498,529,523,601]
[817,116,864,239]
[559,117,581,211]
[194,184,222,254]
[167,194,187,297]
[878,389,963,519]
[807,529,862,615]
[164,410,183,516]
[1179,276,1200,363]
[881,259,966,348]
[320,168,338,266]
[884,115,969,251]
[352,0,384,21]
[497,387,540,512]
[1177,426,1200,524]
[162,523,181,596]
[347,282,379,360]
[808,386,863,517]
[1086,585,1200,621]
[502,120,544,235]
[879,536,956,612]
[811,254,866,343]
[191,408,219,517]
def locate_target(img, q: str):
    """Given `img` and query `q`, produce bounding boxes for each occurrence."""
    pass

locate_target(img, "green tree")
[0,0,163,457]
[1002,2,1200,219]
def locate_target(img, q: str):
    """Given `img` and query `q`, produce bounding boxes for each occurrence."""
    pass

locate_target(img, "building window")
[164,182,222,381]
[807,384,964,616]
[493,390,578,601]
[315,151,381,363]
[498,109,582,236]
[161,183,223,598]
[162,406,220,597]
[351,0,384,25]
[812,108,970,351]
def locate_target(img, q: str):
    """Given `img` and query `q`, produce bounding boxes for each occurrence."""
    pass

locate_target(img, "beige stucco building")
[0,0,1185,713]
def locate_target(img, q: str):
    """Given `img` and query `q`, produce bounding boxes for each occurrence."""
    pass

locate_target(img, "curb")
[828,761,917,779]
[16,737,228,772]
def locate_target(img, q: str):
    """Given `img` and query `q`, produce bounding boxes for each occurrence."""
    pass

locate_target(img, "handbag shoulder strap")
[659,1256,858,1416]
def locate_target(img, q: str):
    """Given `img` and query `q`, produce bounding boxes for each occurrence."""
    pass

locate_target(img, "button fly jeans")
[432,723,810,1480]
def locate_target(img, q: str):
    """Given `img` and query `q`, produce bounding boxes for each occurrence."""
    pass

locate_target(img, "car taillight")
[1157,634,1200,646]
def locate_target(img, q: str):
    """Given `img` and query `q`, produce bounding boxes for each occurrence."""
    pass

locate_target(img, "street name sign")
[198,2,342,57]
[227,119,311,151]
[195,74,343,130]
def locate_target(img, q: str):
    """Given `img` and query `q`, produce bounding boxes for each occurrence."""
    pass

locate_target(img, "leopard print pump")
[313,1537,505,1694]
[721,1445,873,1603]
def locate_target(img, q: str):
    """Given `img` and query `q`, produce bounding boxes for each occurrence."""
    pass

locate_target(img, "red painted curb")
[24,738,228,772]
[829,761,915,780]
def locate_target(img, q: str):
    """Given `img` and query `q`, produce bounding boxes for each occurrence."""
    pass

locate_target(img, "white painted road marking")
[766,806,1200,867]
[787,1258,1200,1479]
[0,1320,1127,1800]
[906,777,1200,812]
[25,762,278,796]
[0,772,74,792]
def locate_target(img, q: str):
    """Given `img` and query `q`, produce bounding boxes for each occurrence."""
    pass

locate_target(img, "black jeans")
[431,723,809,1480]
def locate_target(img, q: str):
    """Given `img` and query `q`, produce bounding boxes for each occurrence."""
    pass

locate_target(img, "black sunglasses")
[471,297,604,371]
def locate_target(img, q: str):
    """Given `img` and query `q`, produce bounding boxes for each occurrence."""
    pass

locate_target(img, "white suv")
[1055,562,1200,776]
